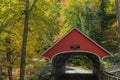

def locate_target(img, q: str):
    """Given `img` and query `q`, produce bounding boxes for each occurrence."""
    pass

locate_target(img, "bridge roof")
[42,28,111,60]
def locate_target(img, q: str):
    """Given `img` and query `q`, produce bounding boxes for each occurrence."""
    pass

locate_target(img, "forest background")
[0,0,120,80]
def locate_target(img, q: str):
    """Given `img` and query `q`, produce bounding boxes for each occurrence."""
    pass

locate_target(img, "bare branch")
[29,0,38,12]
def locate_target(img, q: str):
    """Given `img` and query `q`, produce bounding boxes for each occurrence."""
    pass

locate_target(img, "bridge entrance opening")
[52,51,100,80]
[65,54,93,74]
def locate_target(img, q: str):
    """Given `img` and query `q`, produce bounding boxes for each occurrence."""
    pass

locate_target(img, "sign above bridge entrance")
[42,28,111,60]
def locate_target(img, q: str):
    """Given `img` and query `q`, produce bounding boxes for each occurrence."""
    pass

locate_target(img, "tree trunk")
[0,67,2,75]
[115,0,120,54]
[100,0,107,30]
[8,65,12,80]
[99,0,107,45]
[6,38,13,80]
[20,0,29,80]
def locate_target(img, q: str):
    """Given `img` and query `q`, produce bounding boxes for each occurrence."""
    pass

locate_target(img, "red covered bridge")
[42,28,112,80]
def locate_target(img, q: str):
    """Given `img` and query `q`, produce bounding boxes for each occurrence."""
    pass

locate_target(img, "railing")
[102,71,120,80]
[105,65,120,73]
[100,64,120,80]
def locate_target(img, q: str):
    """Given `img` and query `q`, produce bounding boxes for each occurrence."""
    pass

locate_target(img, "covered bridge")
[42,28,111,80]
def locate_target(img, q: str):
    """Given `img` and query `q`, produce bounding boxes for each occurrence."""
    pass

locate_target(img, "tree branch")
[29,0,38,12]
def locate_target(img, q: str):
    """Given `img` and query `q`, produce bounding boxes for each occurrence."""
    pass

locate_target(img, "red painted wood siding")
[42,28,111,60]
